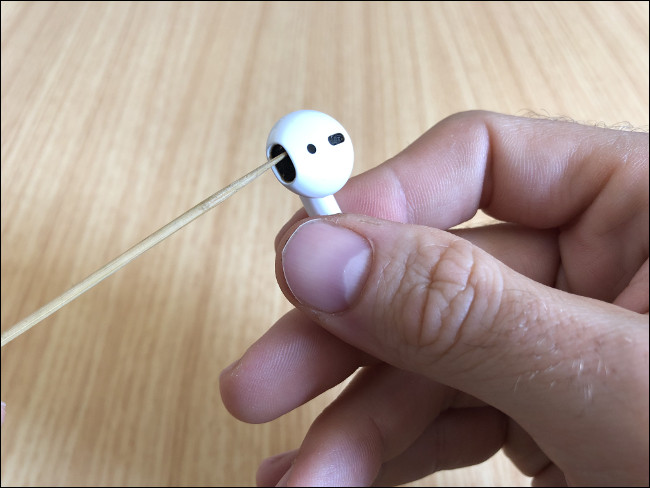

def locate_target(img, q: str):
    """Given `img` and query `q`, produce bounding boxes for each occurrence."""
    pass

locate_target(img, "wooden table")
[2,1,648,486]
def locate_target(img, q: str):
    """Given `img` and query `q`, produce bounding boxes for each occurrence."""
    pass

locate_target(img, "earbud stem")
[300,195,341,216]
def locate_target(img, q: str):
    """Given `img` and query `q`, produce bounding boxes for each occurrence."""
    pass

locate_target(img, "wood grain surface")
[1,1,648,486]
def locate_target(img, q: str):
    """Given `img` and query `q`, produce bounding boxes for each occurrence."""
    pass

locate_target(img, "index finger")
[336,110,648,230]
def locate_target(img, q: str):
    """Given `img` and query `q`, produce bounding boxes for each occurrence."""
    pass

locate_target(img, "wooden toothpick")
[1,153,285,347]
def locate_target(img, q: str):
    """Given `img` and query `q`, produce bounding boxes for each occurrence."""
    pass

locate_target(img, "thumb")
[277,215,648,462]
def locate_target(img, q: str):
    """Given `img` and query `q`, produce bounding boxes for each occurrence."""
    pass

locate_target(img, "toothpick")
[1,153,285,347]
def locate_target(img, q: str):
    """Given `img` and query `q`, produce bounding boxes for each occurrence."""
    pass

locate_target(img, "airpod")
[267,110,354,216]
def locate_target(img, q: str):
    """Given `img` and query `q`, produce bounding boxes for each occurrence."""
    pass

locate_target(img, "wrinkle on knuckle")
[393,237,503,368]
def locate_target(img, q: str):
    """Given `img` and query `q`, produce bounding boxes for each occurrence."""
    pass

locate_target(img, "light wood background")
[1,1,648,486]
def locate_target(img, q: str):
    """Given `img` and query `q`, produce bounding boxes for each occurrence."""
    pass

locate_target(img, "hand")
[220,111,649,486]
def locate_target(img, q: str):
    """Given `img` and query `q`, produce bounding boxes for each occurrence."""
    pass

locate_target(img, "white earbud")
[267,110,354,216]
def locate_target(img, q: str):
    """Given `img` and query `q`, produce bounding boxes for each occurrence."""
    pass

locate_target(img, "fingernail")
[1,401,6,425]
[282,220,371,313]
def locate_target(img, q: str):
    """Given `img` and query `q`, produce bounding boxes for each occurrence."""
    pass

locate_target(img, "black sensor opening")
[271,144,296,183]
[328,133,345,146]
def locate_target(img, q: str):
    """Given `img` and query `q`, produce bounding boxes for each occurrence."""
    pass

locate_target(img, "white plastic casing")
[266,110,354,216]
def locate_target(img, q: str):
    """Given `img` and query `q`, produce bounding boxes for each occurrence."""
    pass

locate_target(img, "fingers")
[280,220,560,288]
[276,214,649,484]
[219,308,375,423]
[372,407,506,487]
[532,464,568,487]
[614,258,649,313]
[451,223,559,287]
[277,111,647,233]
[256,449,298,487]
[260,408,507,487]
[278,112,647,228]
[338,111,648,229]
[503,419,554,478]
[228,222,559,425]
[226,222,558,425]
[274,364,454,486]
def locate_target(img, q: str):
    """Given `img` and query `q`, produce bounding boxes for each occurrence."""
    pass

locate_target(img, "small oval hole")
[328,133,345,146]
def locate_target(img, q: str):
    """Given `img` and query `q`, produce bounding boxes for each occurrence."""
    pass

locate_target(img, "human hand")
[220,111,649,486]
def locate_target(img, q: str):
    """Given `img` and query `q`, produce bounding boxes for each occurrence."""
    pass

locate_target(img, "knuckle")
[391,236,503,368]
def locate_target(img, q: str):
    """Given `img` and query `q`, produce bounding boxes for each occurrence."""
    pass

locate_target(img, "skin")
[219,111,649,486]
